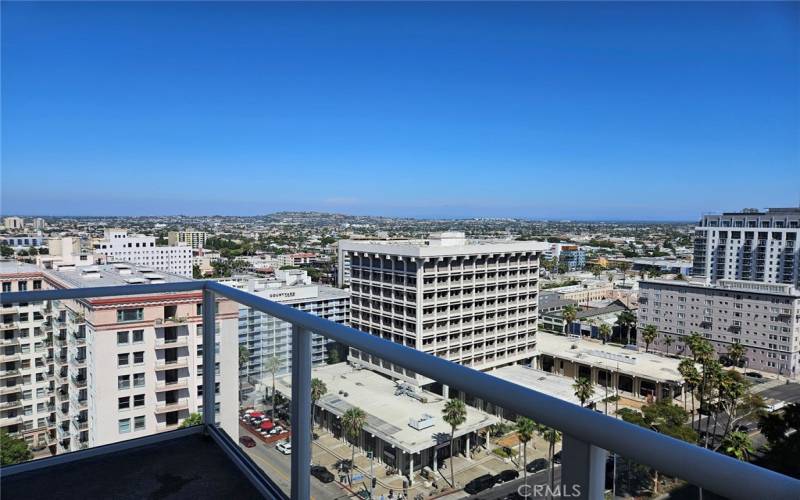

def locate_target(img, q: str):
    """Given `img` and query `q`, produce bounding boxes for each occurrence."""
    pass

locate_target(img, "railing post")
[202,288,216,430]
[291,324,311,499]
[561,433,608,500]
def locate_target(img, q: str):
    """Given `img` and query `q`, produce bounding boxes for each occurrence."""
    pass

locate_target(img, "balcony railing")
[1,281,799,500]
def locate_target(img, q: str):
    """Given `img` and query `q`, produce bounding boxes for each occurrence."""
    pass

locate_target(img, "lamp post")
[368,450,374,499]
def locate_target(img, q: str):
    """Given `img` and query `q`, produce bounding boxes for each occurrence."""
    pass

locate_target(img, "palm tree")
[516,417,536,489]
[727,342,747,368]
[264,356,281,421]
[442,399,467,488]
[678,359,700,415]
[341,407,367,483]
[538,426,561,496]
[310,378,327,436]
[238,345,250,370]
[721,431,754,461]
[562,304,578,336]
[573,377,594,407]
[663,335,673,356]
[642,324,658,353]
[599,323,611,345]
[618,261,632,287]
[616,310,636,345]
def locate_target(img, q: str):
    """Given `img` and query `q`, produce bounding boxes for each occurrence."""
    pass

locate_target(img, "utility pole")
[368,450,375,499]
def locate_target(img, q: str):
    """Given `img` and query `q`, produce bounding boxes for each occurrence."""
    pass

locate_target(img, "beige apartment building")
[168,230,208,250]
[1,261,238,458]
[338,232,547,386]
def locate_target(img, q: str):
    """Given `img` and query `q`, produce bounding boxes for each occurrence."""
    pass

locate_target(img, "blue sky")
[2,2,798,220]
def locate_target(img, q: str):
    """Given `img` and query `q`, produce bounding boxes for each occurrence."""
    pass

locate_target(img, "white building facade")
[93,229,192,278]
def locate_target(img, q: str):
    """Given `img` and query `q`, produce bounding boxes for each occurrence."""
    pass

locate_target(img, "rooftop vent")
[408,414,435,431]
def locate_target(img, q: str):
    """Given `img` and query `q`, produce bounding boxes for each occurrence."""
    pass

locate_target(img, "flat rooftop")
[0,433,264,500]
[46,263,190,289]
[487,365,605,405]
[640,278,800,298]
[536,332,685,384]
[339,236,548,258]
[0,259,41,275]
[275,363,497,454]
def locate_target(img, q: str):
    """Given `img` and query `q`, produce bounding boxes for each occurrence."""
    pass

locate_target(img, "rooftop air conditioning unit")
[409,414,435,430]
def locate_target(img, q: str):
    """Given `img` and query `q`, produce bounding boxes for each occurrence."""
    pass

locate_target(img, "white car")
[276,441,292,455]
[269,426,284,435]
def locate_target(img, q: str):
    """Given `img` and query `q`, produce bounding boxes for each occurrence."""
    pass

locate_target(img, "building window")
[118,375,130,389]
[118,418,131,434]
[117,308,144,323]
[133,394,145,407]
[132,330,144,343]
[134,415,145,431]
[117,331,129,345]
[133,351,144,364]
[133,373,145,387]
[118,396,130,410]
[118,353,129,366]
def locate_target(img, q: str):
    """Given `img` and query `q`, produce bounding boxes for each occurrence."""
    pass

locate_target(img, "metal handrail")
[2,281,799,500]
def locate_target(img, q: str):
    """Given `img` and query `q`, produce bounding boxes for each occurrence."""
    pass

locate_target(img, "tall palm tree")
[616,310,636,345]
[619,261,632,287]
[573,377,595,407]
[341,407,367,483]
[515,417,536,488]
[721,431,754,461]
[727,342,747,368]
[678,359,700,415]
[310,378,327,436]
[538,426,562,497]
[599,323,611,345]
[442,399,467,488]
[264,356,281,422]
[562,304,578,336]
[642,324,658,353]
[663,335,674,356]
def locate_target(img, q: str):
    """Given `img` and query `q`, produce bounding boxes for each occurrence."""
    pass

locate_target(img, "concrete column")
[466,435,471,460]
[409,454,414,485]
[433,447,437,472]
[442,384,449,399]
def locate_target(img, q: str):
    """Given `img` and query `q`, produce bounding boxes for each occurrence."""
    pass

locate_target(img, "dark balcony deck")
[0,433,265,500]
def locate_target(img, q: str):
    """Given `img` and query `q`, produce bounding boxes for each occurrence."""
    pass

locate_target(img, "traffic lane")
[466,466,562,499]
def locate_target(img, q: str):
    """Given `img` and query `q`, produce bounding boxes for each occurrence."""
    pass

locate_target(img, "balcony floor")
[1,433,265,499]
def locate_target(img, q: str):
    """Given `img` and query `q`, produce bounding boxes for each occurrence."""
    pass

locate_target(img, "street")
[464,467,562,499]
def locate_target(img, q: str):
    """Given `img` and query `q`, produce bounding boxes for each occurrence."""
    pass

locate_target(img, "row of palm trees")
[561,306,638,346]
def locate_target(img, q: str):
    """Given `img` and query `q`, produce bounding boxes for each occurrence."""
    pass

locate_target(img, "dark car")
[552,451,562,464]
[526,458,549,473]
[494,469,519,484]
[736,421,757,433]
[745,371,763,379]
[239,436,256,448]
[310,465,335,483]
[464,474,496,494]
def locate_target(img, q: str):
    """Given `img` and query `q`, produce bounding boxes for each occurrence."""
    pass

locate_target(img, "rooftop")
[339,234,548,257]
[275,362,497,454]
[0,259,41,275]
[640,278,800,297]
[488,365,605,405]
[46,263,191,289]
[536,332,685,384]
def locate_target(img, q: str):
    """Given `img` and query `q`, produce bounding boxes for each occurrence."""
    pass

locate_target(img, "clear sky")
[2,2,798,220]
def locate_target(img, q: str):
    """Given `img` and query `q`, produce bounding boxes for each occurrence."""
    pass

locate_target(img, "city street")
[463,467,562,499]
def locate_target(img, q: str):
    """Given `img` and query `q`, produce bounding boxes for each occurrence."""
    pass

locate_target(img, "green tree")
[562,304,578,336]
[641,324,658,353]
[179,412,203,428]
[573,377,595,407]
[678,359,700,416]
[264,356,281,422]
[0,430,32,465]
[618,261,632,287]
[326,347,340,365]
[192,264,203,279]
[538,426,561,493]
[239,345,250,369]
[727,342,747,368]
[442,398,467,488]
[342,407,367,483]
[599,323,611,344]
[616,310,636,345]
[721,431,754,461]
[0,245,14,258]
[663,335,673,355]
[515,417,536,488]
[758,403,800,477]
[310,378,327,435]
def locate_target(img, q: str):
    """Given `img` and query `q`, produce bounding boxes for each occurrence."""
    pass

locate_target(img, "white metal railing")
[1,281,799,500]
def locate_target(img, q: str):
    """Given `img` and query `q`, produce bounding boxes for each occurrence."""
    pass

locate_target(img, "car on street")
[552,451,562,464]
[310,465,335,483]
[276,441,292,455]
[464,474,496,494]
[526,458,549,473]
[238,436,256,448]
[745,371,763,379]
[494,469,519,483]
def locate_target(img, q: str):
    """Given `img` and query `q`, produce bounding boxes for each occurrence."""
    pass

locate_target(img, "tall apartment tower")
[168,230,208,250]
[692,208,800,288]
[1,262,239,459]
[339,232,547,385]
[93,229,193,278]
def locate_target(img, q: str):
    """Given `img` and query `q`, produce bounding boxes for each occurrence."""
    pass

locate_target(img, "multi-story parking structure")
[338,232,547,385]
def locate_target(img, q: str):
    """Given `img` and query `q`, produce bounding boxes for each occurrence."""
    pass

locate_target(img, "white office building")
[93,229,192,278]
[338,232,547,385]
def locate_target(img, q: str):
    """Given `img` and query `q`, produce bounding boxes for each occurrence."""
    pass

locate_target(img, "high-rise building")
[32,218,46,231]
[93,229,192,278]
[224,270,349,382]
[338,232,547,385]
[3,217,25,231]
[1,262,239,457]
[638,279,800,377]
[167,230,208,250]
[692,208,800,287]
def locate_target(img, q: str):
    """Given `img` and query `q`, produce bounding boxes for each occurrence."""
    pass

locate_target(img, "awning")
[260,421,274,430]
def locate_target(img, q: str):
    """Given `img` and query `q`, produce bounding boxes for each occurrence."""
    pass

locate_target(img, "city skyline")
[3,2,798,219]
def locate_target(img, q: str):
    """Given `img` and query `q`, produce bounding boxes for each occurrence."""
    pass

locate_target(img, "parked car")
[269,426,284,435]
[464,474,496,494]
[494,469,519,483]
[736,421,757,433]
[239,436,256,448]
[310,465,335,483]
[526,458,549,473]
[745,371,763,379]
[552,451,562,464]
[276,441,292,455]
